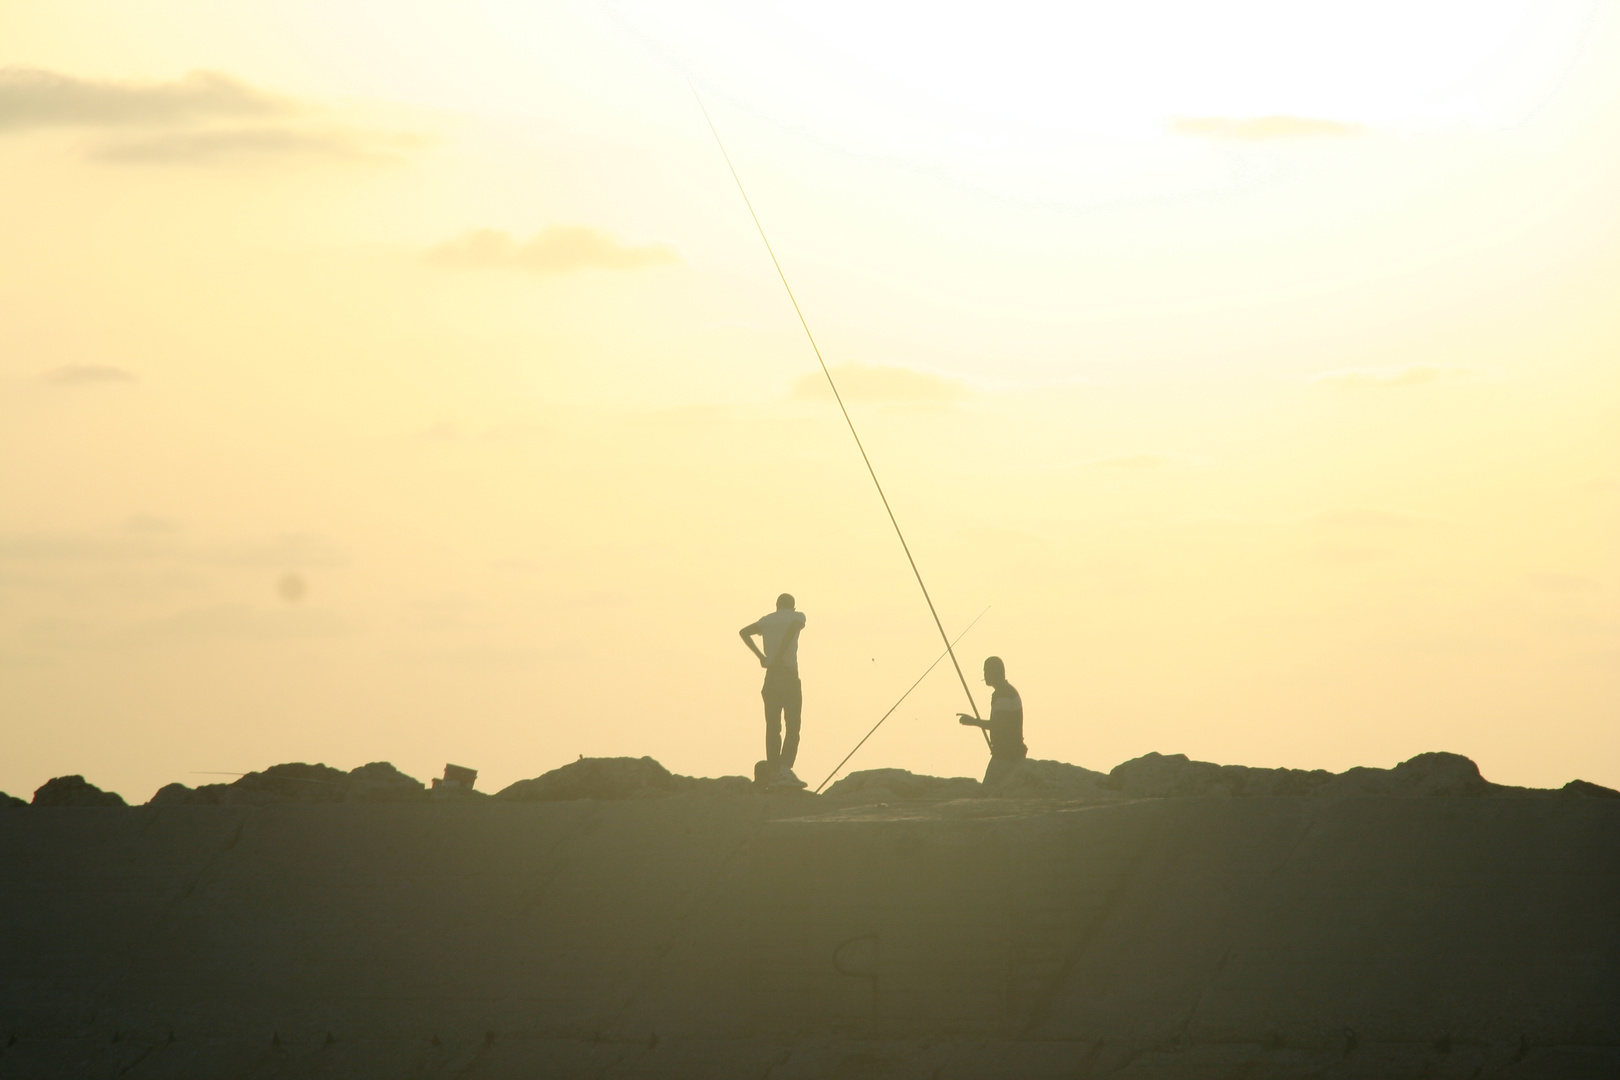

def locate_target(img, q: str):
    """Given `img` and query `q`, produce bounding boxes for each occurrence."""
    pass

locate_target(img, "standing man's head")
[983,655,1006,687]
[776,593,795,611]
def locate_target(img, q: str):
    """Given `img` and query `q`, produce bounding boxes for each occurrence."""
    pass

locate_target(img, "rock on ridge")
[997,759,1113,798]
[822,760,1113,804]
[822,768,982,802]
[1561,779,1620,799]
[497,756,753,801]
[1328,751,1494,797]
[148,761,426,806]
[32,775,126,807]
[1107,753,1335,798]
[1106,750,1620,799]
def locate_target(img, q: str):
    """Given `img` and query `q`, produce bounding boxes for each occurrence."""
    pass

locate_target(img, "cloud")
[411,422,461,442]
[1089,453,1167,471]
[791,363,969,403]
[0,67,418,166]
[12,602,346,651]
[1527,573,1601,594]
[1296,508,1446,567]
[1309,363,1473,389]
[0,521,344,568]
[117,602,345,644]
[0,67,287,131]
[956,525,1051,549]
[1307,508,1447,531]
[1171,115,1364,141]
[637,404,732,428]
[1303,543,1393,565]
[427,227,680,275]
[90,126,414,165]
[392,645,551,668]
[42,364,135,385]
[124,514,181,533]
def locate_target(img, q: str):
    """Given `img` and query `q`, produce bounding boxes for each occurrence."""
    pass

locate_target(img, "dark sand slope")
[2,778,1618,1078]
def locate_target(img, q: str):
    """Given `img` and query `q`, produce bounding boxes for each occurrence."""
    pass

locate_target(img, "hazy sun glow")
[1,1,1616,802]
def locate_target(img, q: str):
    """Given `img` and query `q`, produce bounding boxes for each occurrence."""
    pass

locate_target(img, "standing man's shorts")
[762,667,803,769]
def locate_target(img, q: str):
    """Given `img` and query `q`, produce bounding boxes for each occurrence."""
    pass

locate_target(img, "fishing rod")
[691,84,990,749]
[813,605,989,794]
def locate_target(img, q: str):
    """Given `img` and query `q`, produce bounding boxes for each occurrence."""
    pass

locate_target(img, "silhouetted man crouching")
[958,655,1027,789]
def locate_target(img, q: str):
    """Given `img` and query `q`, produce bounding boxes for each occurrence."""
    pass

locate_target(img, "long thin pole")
[691,85,988,745]
[813,606,989,794]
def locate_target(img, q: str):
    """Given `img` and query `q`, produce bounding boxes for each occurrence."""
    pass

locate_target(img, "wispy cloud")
[0,67,416,166]
[0,67,287,130]
[1309,363,1473,389]
[1307,507,1448,531]
[1089,453,1168,471]
[1171,115,1364,141]
[790,363,969,403]
[117,602,346,645]
[42,364,135,385]
[15,603,348,651]
[1296,507,1446,567]
[1304,543,1392,565]
[956,525,1051,549]
[91,126,416,165]
[391,644,550,668]
[1527,572,1601,594]
[124,514,181,533]
[0,519,343,568]
[427,227,680,275]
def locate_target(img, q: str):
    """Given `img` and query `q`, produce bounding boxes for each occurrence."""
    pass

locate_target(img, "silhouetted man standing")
[740,593,807,788]
[958,655,1027,789]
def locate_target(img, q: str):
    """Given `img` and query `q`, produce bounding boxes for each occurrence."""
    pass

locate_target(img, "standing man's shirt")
[987,683,1026,759]
[745,609,806,672]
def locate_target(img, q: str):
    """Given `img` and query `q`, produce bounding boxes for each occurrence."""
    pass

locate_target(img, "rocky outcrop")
[994,757,1113,797]
[497,756,680,800]
[1321,751,1496,796]
[823,760,1114,803]
[822,768,982,802]
[148,762,426,806]
[31,775,125,807]
[0,792,26,809]
[671,774,757,797]
[1107,752,1335,797]
[343,761,431,801]
[1561,778,1620,798]
[497,757,756,801]
[1107,750,1620,800]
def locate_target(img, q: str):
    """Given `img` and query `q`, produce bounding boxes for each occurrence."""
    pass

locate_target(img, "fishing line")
[691,84,990,748]
[813,605,990,794]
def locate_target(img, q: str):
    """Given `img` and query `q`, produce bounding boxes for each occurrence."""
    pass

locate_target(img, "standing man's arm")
[739,622,769,667]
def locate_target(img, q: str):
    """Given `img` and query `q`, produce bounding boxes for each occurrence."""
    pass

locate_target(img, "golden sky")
[2,0,1616,801]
